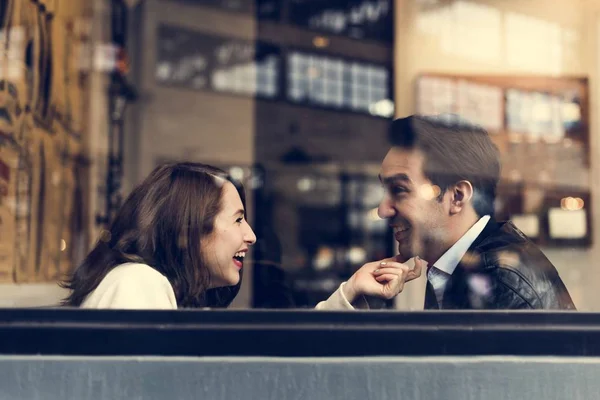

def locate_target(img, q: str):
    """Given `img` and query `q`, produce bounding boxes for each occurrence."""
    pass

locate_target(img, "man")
[318,115,575,310]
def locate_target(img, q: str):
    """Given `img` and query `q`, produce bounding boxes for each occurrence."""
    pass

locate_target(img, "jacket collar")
[439,218,501,309]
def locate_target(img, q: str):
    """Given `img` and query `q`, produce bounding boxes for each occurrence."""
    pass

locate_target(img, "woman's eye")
[236,217,244,224]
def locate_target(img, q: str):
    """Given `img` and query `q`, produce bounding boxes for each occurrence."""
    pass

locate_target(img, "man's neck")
[428,212,482,266]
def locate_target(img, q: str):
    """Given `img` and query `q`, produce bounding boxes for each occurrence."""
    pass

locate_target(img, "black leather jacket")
[425,219,576,310]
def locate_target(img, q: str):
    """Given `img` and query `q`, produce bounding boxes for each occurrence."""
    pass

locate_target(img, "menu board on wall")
[417,76,503,132]
[289,0,393,43]
[505,89,583,143]
[156,24,281,99]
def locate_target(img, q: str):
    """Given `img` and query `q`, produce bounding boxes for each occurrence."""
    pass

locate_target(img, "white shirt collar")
[433,215,491,276]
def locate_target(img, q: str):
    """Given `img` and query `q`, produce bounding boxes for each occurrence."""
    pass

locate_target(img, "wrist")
[342,280,358,304]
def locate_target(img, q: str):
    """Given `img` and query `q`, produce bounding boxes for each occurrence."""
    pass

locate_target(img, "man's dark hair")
[388,115,501,217]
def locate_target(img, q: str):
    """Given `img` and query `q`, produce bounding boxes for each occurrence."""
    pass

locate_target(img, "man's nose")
[377,196,395,219]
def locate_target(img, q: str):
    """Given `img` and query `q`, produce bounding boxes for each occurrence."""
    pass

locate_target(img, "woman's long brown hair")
[60,162,247,308]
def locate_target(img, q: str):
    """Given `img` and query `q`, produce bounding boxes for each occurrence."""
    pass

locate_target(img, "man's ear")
[449,180,474,215]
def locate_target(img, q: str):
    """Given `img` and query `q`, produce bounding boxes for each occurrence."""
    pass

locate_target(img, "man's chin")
[396,244,412,263]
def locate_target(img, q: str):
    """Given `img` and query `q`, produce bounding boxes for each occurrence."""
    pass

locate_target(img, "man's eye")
[391,186,408,195]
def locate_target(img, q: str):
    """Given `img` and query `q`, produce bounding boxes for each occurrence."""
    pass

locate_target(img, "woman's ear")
[449,180,474,215]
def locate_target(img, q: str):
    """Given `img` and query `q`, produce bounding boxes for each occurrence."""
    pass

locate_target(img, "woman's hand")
[342,255,427,303]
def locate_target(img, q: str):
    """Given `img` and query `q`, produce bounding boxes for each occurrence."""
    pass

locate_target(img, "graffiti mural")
[0,0,91,283]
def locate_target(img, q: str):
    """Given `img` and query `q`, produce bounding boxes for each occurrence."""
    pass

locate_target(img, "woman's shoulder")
[106,262,169,282]
[81,262,177,309]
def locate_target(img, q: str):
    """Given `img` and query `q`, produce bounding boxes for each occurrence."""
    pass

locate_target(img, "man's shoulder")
[469,221,560,289]
[473,221,545,268]
[468,221,575,309]
[462,221,574,309]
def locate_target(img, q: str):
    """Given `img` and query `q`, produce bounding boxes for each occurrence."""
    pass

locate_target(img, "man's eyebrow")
[378,173,412,185]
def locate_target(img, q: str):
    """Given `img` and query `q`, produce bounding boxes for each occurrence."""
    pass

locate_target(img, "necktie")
[424,280,439,310]
[427,266,449,307]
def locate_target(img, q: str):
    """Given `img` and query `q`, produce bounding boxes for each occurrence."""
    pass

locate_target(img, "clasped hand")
[342,255,427,303]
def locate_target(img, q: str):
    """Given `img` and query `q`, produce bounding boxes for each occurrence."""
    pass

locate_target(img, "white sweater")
[81,263,177,309]
[80,262,357,310]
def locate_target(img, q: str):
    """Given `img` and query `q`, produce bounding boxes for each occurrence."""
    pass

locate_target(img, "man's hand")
[342,255,427,303]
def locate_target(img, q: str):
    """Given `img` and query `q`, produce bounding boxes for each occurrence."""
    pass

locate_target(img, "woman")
[61,162,256,308]
[62,162,423,309]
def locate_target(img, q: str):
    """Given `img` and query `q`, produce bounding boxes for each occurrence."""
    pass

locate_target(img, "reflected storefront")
[3,1,600,397]
[0,0,600,311]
